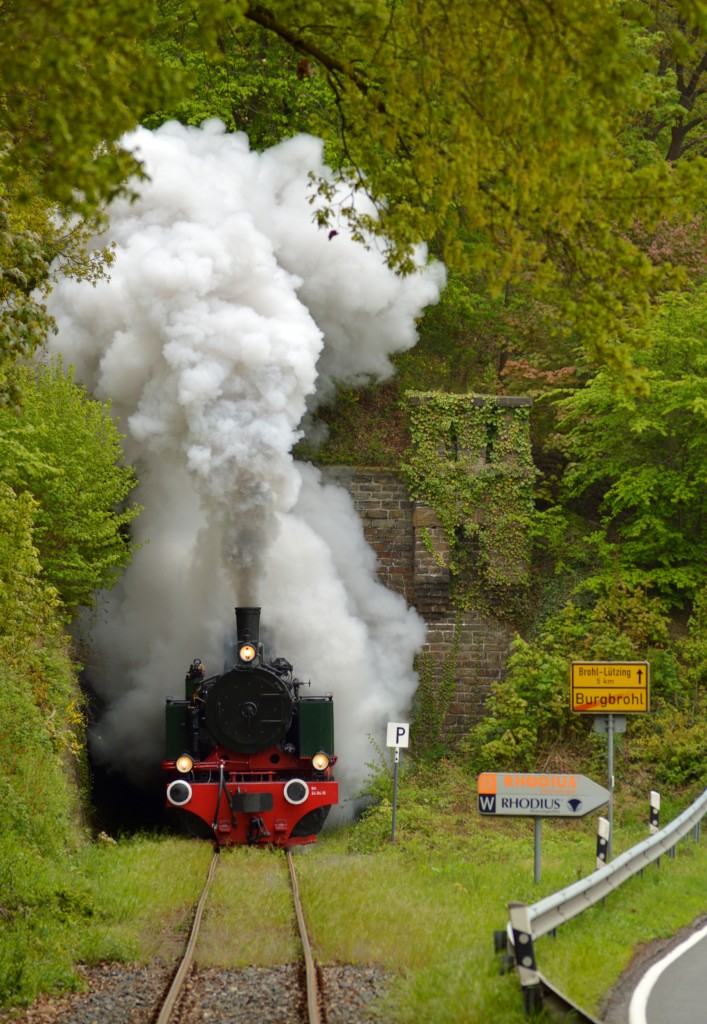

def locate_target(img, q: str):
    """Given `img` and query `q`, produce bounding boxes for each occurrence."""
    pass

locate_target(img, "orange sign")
[477,773,609,817]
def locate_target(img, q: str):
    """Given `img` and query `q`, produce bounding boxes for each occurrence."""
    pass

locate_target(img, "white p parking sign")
[386,722,410,843]
[386,722,410,748]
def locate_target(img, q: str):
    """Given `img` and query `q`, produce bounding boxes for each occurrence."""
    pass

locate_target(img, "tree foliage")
[626,0,707,163]
[0,361,141,613]
[143,8,334,150]
[1,0,192,214]
[237,0,707,379]
[0,198,53,389]
[552,284,707,603]
[0,0,194,383]
[0,484,58,639]
[3,0,707,385]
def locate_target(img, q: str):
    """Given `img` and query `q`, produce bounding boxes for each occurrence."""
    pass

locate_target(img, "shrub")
[459,580,699,775]
[629,700,707,788]
[0,359,141,612]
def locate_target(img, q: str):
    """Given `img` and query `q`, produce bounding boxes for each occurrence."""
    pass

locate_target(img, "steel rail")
[156,850,220,1024]
[286,849,322,1024]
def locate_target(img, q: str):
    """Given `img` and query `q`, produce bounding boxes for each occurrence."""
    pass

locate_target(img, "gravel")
[319,965,390,1023]
[174,965,304,1024]
[0,963,174,1024]
[0,962,392,1024]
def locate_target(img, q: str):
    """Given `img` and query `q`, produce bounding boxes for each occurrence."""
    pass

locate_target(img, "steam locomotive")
[162,607,338,846]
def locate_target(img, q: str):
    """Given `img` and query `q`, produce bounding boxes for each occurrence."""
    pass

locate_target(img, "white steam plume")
[46,120,445,808]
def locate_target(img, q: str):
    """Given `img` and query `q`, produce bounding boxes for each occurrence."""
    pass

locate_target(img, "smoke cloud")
[46,120,445,809]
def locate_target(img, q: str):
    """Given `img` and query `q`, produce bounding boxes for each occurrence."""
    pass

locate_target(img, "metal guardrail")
[499,787,707,1019]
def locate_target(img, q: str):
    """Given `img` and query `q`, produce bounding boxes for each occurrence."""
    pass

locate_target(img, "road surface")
[629,923,707,1024]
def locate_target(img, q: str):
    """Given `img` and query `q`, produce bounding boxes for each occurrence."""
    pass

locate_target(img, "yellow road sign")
[571,661,649,713]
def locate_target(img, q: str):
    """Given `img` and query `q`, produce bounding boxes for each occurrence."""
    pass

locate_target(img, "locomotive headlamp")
[239,643,257,663]
[284,779,309,805]
[167,780,193,807]
[175,754,194,774]
[311,752,330,772]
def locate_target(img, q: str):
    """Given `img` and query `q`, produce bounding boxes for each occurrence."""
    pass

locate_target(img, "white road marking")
[628,923,707,1024]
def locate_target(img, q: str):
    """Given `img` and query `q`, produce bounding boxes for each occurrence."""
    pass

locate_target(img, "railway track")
[155,849,323,1024]
[286,850,322,1024]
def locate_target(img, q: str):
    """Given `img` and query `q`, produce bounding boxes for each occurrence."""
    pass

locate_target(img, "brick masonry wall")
[322,466,516,737]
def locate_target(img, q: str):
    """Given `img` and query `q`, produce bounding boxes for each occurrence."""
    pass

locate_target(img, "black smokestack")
[235,607,261,646]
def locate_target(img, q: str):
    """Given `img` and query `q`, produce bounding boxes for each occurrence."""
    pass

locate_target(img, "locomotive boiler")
[162,607,338,846]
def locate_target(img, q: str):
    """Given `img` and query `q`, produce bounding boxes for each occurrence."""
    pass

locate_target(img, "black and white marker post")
[596,816,610,869]
[386,721,410,843]
[650,790,660,834]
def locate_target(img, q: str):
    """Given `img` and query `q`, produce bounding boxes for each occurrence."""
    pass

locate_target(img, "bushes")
[0,359,141,613]
[459,634,585,773]
[459,580,706,785]
[0,838,96,1003]
[0,676,91,1008]
[0,482,91,1005]
[0,667,90,1007]
[629,701,707,787]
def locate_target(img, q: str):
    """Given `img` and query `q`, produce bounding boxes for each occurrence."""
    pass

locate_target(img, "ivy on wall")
[412,614,462,756]
[401,391,535,612]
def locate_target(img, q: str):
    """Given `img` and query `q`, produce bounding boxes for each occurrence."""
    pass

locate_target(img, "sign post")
[571,661,649,859]
[608,712,614,857]
[386,722,410,843]
[478,772,610,881]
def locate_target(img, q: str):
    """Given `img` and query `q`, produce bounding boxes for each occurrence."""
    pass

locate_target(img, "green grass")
[73,834,214,963]
[537,841,707,1014]
[297,822,707,1023]
[0,768,704,1022]
[196,846,299,965]
[295,762,707,1023]
[0,833,215,1006]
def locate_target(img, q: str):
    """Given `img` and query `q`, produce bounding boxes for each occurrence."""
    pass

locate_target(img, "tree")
[0,0,194,214]
[0,192,114,395]
[0,197,53,389]
[0,0,198,382]
[143,10,334,151]
[0,483,58,640]
[0,361,141,613]
[631,0,707,163]
[552,284,707,603]
[235,1,707,379]
[3,0,707,388]
[138,0,707,383]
